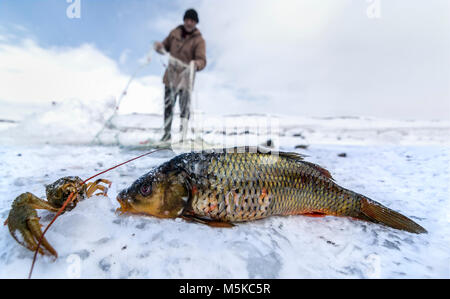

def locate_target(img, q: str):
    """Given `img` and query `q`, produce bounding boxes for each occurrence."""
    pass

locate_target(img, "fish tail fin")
[359,198,427,234]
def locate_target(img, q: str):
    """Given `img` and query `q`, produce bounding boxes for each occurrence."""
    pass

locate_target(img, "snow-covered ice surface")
[0,100,449,278]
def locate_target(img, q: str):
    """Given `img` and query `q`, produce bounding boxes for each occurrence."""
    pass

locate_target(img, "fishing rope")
[91,49,154,146]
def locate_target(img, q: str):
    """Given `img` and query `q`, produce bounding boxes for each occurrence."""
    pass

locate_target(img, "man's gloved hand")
[154,42,165,54]
[194,60,201,71]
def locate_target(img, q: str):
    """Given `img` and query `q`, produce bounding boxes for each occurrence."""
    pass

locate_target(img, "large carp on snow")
[117,147,426,234]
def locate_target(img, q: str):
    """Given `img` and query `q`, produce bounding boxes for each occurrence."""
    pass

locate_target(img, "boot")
[160,132,171,142]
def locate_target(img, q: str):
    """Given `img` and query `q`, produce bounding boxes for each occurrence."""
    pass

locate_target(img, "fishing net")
[90,52,201,149]
[91,50,280,153]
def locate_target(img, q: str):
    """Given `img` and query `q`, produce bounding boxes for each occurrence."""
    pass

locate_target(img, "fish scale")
[187,151,361,222]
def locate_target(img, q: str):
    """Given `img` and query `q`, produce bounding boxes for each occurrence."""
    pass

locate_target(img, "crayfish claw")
[27,217,58,257]
[85,179,112,198]
[6,193,58,257]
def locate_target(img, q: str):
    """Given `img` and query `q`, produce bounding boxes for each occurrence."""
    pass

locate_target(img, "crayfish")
[3,149,160,278]
[4,176,111,257]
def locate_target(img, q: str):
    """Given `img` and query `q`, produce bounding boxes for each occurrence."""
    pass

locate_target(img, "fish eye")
[139,183,152,196]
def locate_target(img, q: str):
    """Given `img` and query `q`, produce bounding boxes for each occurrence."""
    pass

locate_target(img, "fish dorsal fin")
[302,161,334,180]
[278,151,307,161]
[277,151,333,180]
[217,146,308,162]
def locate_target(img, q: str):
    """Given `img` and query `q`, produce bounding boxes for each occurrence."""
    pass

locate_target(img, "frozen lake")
[0,143,448,278]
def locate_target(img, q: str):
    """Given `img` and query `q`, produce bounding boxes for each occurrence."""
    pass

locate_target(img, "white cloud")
[11,23,28,32]
[0,37,163,116]
[159,0,450,120]
[1,1,449,121]
[119,48,131,65]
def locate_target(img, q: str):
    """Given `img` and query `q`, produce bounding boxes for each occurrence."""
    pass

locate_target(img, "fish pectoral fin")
[181,215,235,228]
[206,221,235,228]
[301,212,327,218]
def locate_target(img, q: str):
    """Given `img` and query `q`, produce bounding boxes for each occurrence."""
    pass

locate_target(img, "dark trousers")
[162,86,191,140]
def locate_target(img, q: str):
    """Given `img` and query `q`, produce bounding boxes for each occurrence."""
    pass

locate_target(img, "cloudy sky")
[0,0,449,120]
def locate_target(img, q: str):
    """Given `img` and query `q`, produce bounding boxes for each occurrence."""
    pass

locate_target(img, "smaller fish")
[117,147,427,234]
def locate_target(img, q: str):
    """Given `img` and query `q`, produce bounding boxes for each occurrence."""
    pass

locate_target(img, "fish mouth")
[116,189,133,214]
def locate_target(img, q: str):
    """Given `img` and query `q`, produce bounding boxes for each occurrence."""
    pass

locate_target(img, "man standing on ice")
[154,8,207,143]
